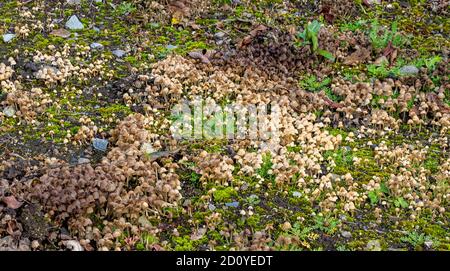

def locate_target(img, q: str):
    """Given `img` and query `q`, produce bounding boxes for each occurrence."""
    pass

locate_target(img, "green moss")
[213,187,238,202]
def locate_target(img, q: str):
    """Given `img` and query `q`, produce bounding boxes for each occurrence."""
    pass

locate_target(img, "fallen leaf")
[427,93,450,113]
[239,24,267,48]
[320,5,335,24]
[344,46,371,65]
[65,240,84,251]
[50,29,71,38]
[2,195,23,209]
[382,41,395,57]
[190,227,207,241]
[151,244,165,251]
[374,55,388,66]
[389,49,398,64]
[248,24,267,36]
[188,51,210,64]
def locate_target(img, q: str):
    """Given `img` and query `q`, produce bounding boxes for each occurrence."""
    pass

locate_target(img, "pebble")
[399,65,419,75]
[90,42,104,50]
[65,240,83,251]
[138,216,152,228]
[166,44,178,50]
[208,204,216,211]
[214,31,225,40]
[67,0,81,5]
[225,201,239,208]
[112,49,126,58]
[65,15,84,30]
[424,241,433,249]
[77,158,90,164]
[50,28,71,38]
[292,191,302,198]
[2,34,16,43]
[3,106,16,117]
[141,142,155,155]
[92,138,108,152]
[366,240,381,251]
[341,231,352,238]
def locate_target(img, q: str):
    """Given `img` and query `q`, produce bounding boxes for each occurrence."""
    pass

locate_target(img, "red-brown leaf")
[188,52,210,64]
[2,196,23,209]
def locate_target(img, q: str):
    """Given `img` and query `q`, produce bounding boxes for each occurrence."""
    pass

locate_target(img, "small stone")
[341,231,352,238]
[50,29,71,38]
[214,31,225,40]
[90,42,104,50]
[141,143,155,155]
[93,26,100,32]
[65,240,83,251]
[166,44,178,50]
[208,204,216,211]
[374,56,388,66]
[424,241,433,249]
[399,65,419,76]
[225,201,239,208]
[112,49,126,58]
[292,191,302,198]
[65,15,84,30]
[138,216,152,228]
[2,34,16,43]
[190,228,206,241]
[77,158,90,164]
[67,0,81,5]
[366,240,381,251]
[31,240,40,250]
[3,106,16,117]
[92,138,108,152]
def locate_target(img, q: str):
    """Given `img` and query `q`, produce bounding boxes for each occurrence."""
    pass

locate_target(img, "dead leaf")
[344,46,371,65]
[169,1,190,17]
[374,55,388,66]
[65,240,84,251]
[151,244,165,251]
[287,25,297,36]
[2,195,23,209]
[389,49,398,64]
[190,227,206,241]
[322,96,343,109]
[50,29,71,38]
[382,41,395,57]
[239,24,267,48]
[427,93,450,113]
[188,51,210,64]
[320,5,335,24]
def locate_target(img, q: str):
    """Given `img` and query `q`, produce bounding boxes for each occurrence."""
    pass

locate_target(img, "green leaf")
[395,197,408,209]
[308,20,322,35]
[380,183,389,194]
[368,191,379,205]
[318,49,335,61]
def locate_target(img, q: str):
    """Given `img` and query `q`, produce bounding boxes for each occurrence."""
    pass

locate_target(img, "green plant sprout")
[297,20,335,61]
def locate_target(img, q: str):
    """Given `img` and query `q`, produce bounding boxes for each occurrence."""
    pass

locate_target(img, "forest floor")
[0,0,449,251]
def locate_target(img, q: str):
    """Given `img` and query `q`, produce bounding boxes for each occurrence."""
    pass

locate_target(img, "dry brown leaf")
[190,227,206,241]
[2,195,23,209]
[239,24,267,48]
[188,51,210,64]
[344,46,371,65]
[50,29,71,38]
